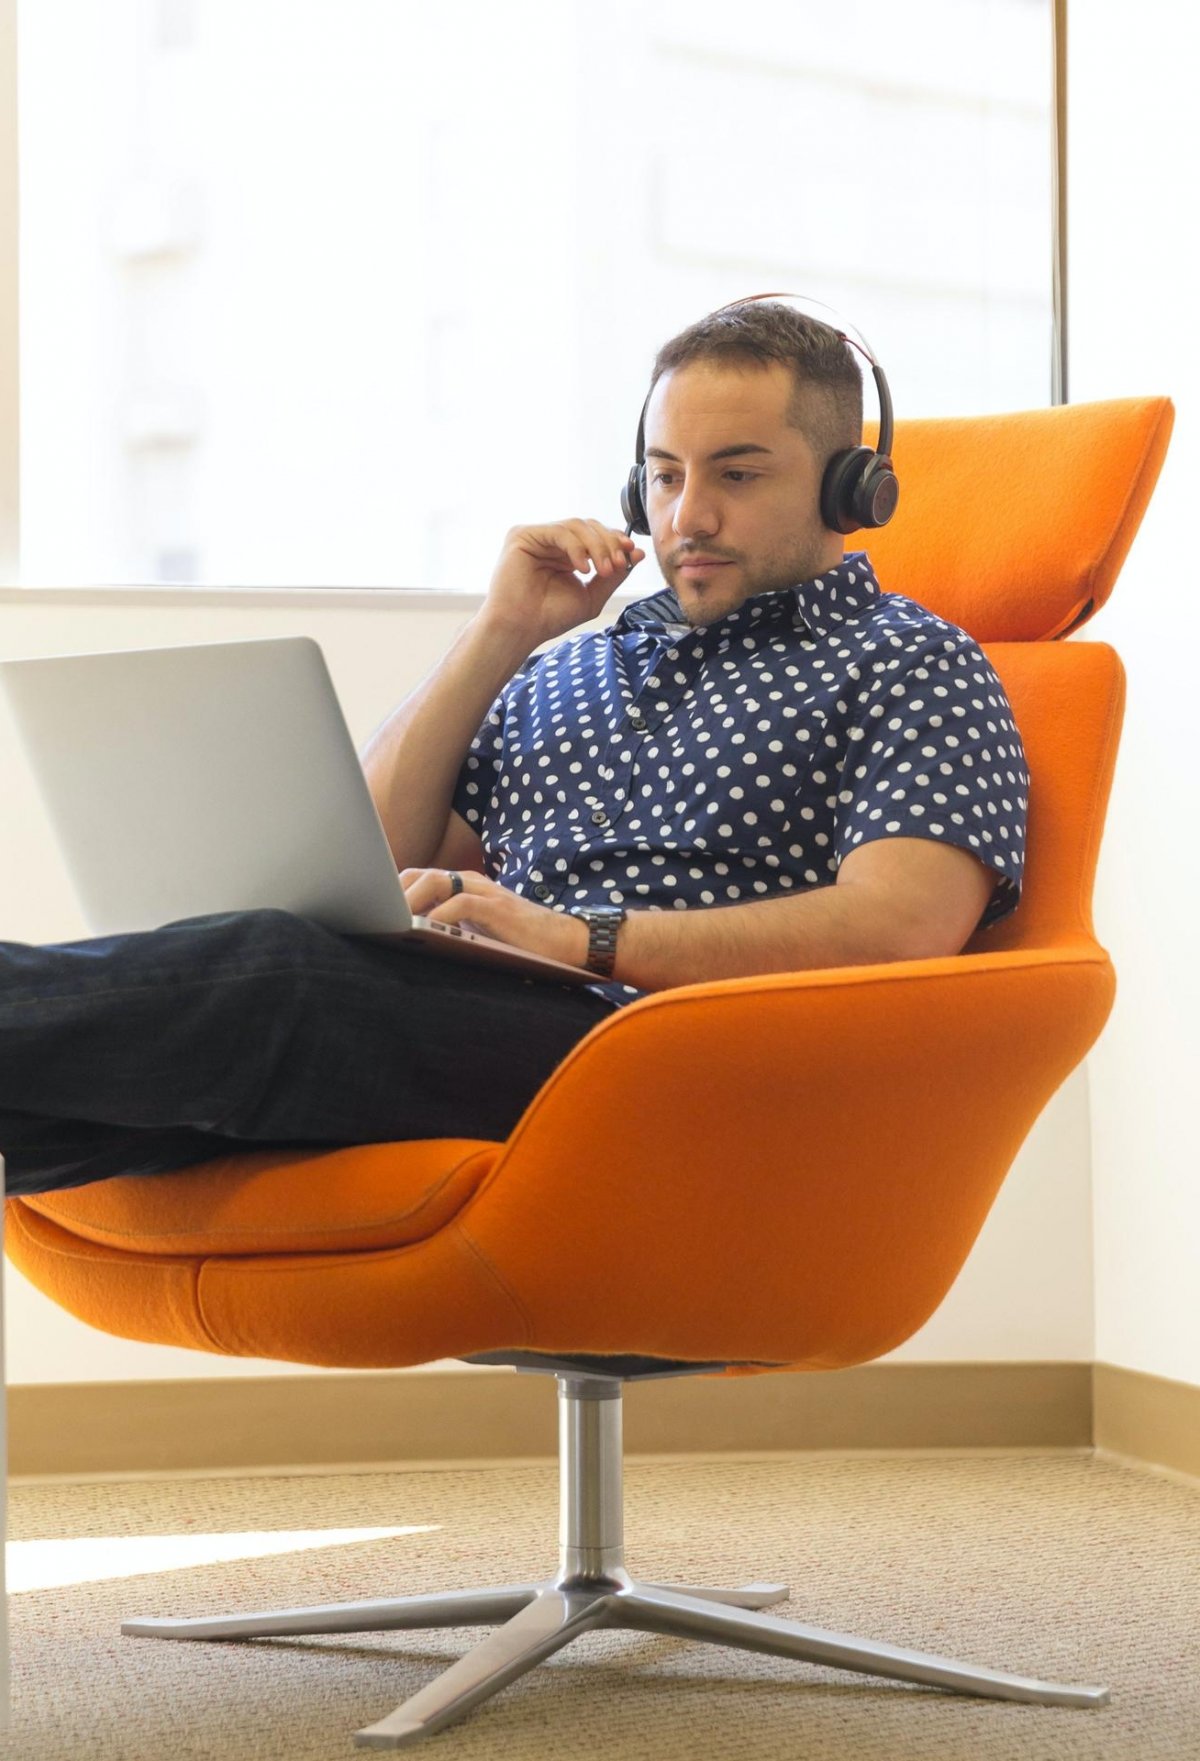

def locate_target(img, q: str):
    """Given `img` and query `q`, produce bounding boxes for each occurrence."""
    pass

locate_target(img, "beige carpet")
[3,1448,1198,1760]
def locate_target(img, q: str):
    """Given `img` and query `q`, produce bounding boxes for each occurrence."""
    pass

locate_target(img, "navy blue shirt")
[451,551,1029,1009]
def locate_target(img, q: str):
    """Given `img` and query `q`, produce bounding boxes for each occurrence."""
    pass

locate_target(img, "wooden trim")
[1052,0,1068,404]
[0,584,648,611]
[0,0,18,584]
[0,585,491,611]
[1092,1362,1200,1485]
[11,1362,1199,1485]
[7,1361,1093,1481]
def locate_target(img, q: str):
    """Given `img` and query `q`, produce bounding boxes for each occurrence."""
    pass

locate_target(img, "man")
[0,303,1026,1196]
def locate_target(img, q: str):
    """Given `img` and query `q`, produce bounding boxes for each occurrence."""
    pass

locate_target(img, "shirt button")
[534,884,552,900]
[590,809,607,824]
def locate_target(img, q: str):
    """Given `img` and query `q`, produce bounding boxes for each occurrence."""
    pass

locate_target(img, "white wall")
[0,586,1096,1384]
[1068,1,1200,1390]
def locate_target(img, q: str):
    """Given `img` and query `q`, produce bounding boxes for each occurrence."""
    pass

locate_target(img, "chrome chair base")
[121,1372,1110,1749]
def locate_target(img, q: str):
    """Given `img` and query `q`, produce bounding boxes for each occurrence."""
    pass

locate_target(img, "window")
[16,0,1053,591]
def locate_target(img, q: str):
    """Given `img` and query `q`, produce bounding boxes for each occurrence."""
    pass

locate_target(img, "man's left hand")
[400,868,590,970]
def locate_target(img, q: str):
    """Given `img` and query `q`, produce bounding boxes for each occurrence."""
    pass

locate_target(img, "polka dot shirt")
[451,551,1029,1010]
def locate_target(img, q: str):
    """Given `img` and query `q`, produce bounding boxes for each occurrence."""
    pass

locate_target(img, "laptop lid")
[0,636,423,939]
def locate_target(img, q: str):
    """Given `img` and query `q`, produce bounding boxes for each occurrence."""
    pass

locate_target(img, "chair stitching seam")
[451,944,1111,1219]
[452,1222,533,1342]
[5,1199,194,1270]
[22,1147,491,1246]
[5,1202,225,1352]
[189,1265,226,1353]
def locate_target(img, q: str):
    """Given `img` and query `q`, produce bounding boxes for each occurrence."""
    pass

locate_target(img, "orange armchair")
[4,395,1173,1750]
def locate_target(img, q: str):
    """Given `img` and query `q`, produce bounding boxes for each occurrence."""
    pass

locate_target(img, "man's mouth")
[675,556,733,577]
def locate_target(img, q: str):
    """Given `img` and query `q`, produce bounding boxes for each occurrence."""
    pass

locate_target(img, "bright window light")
[16,0,1052,591]
[7,1525,441,1593]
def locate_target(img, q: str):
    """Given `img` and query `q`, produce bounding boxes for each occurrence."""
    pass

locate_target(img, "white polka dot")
[449,555,1027,997]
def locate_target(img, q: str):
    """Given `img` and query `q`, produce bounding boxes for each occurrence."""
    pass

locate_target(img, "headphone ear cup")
[820,447,871,534]
[820,447,900,533]
[855,453,899,528]
[621,463,650,536]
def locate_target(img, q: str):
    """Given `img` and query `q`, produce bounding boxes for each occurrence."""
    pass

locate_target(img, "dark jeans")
[0,909,621,1197]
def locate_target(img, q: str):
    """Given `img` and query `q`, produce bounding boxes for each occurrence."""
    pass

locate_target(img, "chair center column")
[555,1375,628,1585]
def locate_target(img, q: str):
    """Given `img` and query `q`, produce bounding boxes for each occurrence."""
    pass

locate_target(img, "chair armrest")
[454,945,1115,1369]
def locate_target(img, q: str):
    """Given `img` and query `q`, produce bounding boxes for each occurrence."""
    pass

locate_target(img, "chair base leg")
[615,1583,1110,1710]
[121,1584,546,1642]
[120,1373,1109,1747]
[124,1569,1110,1750]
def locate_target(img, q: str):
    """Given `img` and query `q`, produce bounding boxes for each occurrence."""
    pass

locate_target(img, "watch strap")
[574,907,626,978]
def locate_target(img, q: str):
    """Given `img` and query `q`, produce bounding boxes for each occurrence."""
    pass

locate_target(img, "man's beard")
[665,529,834,627]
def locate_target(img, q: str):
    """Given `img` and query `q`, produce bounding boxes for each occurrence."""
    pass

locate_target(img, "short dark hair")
[649,301,863,466]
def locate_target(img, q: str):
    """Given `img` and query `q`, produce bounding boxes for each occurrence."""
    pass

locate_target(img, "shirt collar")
[611,550,882,641]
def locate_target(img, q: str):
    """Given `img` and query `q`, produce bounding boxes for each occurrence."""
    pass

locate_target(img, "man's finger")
[583,519,632,576]
[425,895,498,940]
[400,868,483,923]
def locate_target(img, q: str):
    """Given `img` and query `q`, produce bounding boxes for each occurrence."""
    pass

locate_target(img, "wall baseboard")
[8,1360,1095,1480]
[1092,1361,1200,1484]
[11,1360,1194,1484]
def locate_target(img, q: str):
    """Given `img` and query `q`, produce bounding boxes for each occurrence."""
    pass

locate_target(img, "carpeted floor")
[3,1448,1198,1760]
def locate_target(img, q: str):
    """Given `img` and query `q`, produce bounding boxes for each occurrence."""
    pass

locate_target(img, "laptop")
[0,634,599,987]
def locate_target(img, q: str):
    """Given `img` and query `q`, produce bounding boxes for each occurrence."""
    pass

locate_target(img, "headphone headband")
[622,291,899,538]
[705,291,893,461]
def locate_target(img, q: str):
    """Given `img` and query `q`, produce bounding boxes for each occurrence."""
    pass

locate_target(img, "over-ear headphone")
[620,291,899,538]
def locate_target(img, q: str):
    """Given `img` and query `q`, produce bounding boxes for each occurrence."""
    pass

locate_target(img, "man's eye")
[650,470,756,486]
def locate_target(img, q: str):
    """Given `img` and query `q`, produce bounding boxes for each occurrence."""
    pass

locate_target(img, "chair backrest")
[863,397,1173,642]
[861,397,1173,956]
[960,640,1124,955]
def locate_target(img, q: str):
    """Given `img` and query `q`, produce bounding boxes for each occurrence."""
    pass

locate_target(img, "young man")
[0,304,1026,1196]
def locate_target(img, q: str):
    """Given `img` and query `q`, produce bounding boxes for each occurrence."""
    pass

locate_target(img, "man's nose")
[672,477,719,540]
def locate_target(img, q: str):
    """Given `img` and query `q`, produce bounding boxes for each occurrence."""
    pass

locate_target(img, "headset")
[620,291,899,538]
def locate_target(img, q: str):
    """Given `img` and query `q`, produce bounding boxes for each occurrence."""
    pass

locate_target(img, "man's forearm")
[359,613,536,871]
[608,882,911,992]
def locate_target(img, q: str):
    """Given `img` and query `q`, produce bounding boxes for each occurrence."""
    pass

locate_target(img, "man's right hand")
[481,520,646,648]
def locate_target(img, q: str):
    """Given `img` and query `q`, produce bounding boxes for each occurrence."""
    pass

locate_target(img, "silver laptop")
[0,635,598,987]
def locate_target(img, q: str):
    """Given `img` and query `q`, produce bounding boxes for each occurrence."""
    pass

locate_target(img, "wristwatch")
[571,905,627,979]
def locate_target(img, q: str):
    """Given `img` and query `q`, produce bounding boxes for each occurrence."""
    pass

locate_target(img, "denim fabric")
[0,909,619,1196]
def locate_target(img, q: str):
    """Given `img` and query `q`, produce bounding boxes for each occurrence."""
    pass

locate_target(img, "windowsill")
[0,583,493,612]
[0,583,649,611]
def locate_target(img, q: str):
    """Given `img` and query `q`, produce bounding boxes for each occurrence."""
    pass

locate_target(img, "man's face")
[643,359,845,627]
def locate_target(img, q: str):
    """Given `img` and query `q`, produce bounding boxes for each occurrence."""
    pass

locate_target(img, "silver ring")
[447,871,464,896]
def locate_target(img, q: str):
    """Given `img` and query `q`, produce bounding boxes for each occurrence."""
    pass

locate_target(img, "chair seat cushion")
[17,1138,502,1256]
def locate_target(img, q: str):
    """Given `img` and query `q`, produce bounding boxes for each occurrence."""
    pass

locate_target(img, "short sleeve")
[450,692,508,833]
[833,630,1030,933]
[449,646,543,839]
